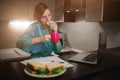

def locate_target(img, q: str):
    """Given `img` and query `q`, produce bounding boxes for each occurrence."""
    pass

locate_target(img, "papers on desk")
[21,56,74,68]
[0,48,30,62]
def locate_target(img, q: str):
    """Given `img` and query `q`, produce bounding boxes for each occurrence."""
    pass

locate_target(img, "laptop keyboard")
[82,54,97,62]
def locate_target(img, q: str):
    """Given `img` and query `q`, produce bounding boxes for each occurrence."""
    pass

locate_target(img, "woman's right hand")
[43,34,51,42]
[46,21,58,32]
[32,34,51,45]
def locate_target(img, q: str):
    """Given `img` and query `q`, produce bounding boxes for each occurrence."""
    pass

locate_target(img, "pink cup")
[51,32,60,43]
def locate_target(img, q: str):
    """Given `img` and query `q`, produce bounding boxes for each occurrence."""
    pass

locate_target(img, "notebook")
[0,48,30,62]
[68,32,107,65]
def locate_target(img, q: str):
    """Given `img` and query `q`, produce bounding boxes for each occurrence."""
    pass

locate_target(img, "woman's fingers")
[44,34,51,42]
[47,21,57,32]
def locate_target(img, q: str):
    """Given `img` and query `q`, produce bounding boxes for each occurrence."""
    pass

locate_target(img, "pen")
[51,60,64,63]
[43,60,64,64]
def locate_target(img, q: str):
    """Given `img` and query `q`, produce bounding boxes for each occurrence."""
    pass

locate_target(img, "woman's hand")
[43,34,51,42]
[32,34,51,45]
[47,21,58,32]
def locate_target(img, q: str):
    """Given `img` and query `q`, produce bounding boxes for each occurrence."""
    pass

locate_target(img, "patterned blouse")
[16,22,62,58]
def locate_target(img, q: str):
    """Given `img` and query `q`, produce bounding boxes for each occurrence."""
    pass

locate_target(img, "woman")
[16,2,62,58]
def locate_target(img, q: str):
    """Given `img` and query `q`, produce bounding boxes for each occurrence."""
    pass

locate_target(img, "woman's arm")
[53,40,62,54]
[32,34,51,45]
[47,21,62,54]
[16,33,33,53]
[16,23,36,52]
[16,22,52,53]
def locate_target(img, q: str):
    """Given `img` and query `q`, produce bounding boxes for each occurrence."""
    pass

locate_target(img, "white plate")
[24,67,66,78]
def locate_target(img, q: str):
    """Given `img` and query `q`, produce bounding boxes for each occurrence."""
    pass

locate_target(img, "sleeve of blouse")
[53,41,62,54]
[16,24,35,53]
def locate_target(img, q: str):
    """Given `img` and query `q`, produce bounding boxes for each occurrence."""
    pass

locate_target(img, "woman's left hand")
[47,21,57,32]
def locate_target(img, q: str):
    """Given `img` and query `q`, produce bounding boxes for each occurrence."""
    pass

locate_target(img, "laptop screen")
[98,32,107,54]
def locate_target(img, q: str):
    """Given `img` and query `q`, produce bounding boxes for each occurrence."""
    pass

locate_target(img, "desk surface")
[0,47,120,80]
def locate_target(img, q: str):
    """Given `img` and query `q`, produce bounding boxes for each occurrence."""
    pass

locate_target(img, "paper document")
[0,48,30,62]
[21,56,74,68]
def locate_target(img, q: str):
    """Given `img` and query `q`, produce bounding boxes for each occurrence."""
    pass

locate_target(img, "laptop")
[0,48,30,63]
[69,32,107,65]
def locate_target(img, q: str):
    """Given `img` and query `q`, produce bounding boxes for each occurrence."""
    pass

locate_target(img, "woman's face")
[40,9,52,26]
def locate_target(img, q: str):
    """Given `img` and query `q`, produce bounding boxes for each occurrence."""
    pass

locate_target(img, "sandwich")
[26,62,47,75]
[46,62,65,74]
[26,61,65,75]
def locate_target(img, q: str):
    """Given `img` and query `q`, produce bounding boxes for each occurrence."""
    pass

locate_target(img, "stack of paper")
[21,56,74,68]
[0,48,30,62]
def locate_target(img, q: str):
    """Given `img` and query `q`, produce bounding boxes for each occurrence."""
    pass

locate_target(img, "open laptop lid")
[81,31,107,64]
[68,31,107,65]
[98,31,107,54]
